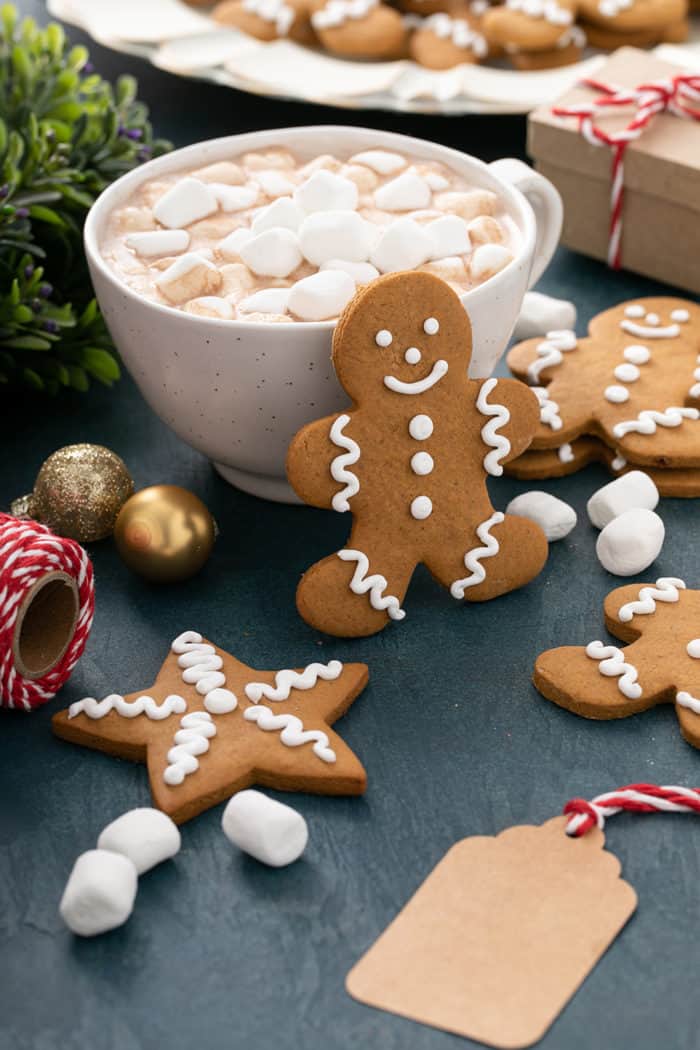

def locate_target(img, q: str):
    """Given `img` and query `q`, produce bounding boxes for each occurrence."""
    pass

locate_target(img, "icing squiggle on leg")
[244,705,336,763]
[532,386,562,431]
[245,660,343,703]
[618,577,686,623]
[163,711,217,786]
[329,414,360,513]
[585,640,642,699]
[338,549,406,621]
[476,378,511,477]
[677,691,700,714]
[613,406,699,440]
[450,510,504,599]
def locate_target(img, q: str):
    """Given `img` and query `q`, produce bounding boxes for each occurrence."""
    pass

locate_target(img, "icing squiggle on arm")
[69,693,187,720]
[677,691,700,714]
[163,711,217,786]
[690,356,700,400]
[244,705,336,763]
[476,378,511,477]
[245,660,343,703]
[329,414,360,513]
[526,329,577,384]
[450,510,504,599]
[613,407,699,439]
[585,640,641,699]
[338,549,406,620]
[618,577,686,623]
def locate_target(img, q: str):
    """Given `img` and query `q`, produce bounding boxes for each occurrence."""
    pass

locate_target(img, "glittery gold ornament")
[113,485,216,583]
[11,444,134,543]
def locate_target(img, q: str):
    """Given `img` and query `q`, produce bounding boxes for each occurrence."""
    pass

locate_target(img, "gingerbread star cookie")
[53,631,368,823]
[507,298,700,470]
[286,271,548,638]
[534,577,700,748]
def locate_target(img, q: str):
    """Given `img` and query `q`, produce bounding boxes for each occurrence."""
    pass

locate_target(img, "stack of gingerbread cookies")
[505,297,700,497]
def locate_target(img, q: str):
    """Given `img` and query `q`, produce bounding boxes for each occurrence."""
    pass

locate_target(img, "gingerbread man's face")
[332,272,473,404]
[588,298,700,351]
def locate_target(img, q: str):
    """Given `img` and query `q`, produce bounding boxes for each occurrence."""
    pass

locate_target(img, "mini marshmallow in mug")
[288,270,355,321]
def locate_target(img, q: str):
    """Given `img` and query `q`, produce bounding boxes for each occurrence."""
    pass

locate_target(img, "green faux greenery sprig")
[0,4,170,394]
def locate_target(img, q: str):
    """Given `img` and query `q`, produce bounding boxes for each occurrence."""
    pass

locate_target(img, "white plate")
[48,0,700,114]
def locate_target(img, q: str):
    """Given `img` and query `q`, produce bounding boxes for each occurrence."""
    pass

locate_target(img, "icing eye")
[375,329,393,348]
[645,313,660,326]
[624,304,645,318]
[404,347,421,365]
[671,309,690,323]
[423,317,439,335]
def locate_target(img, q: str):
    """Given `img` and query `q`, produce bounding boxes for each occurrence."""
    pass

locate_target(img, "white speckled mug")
[84,126,562,503]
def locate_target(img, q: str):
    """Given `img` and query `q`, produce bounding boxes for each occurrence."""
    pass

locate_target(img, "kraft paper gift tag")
[346,816,637,1049]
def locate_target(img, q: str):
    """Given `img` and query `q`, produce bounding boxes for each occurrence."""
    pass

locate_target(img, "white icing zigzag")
[171,630,238,715]
[338,549,406,621]
[532,386,562,431]
[526,329,577,384]
[476,378,511,477]
[163,711,217,786]
[69,693,186,721]
[585,641,642,699]
[245,660,343,703]
[329,414,360,513]
[244,705,336,763]
[613,406,699,440]
[677,691,700,715]
[618,577,686,623]
[558,443,574,463]
[450,510,504,599]
[690,356,700,400]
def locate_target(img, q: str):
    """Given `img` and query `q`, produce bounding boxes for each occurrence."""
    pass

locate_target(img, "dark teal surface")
[2,6,700,1049]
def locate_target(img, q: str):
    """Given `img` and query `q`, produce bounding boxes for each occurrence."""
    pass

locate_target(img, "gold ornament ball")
[114,485,216,583]
[12,443,134,543]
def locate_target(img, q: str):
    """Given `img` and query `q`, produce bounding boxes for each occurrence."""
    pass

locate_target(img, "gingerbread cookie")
[409,12,489,68]
[286,272,548,638]
[580,16,687,47]
[507,299,700,470]
[534,577,700,749]
[53,631,368,823]
[482,0,576,52]
[214,0,315,42]
[577,0,685,30]
[507,24,585,66]
[506,435,700,497]
[310,0,407,58]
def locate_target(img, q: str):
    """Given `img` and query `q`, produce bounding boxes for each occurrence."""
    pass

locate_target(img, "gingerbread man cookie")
[53,631,368,823]
[577,0,686,32]
[507,298,700,471]
[535,577,700,749]
[310,0,407,58]
[409,12,489,68]
[482,0,577,52]
[214,0,315,42]
[287,272,548,638]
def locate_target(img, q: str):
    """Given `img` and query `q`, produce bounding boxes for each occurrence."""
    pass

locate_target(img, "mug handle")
[488,158,563,288]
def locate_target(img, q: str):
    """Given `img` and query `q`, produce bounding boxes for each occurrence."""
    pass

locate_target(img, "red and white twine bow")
[0,512,94,711]
[553,75,700,269]
[564,784,700,836]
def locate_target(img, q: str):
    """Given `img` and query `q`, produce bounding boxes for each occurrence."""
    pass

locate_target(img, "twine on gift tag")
[564,783,700,836]
[552,76,700,269]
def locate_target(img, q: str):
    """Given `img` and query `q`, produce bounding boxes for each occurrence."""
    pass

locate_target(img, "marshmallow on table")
[294,170,359,213]
[425,216,471,260]
[587,471,659,529]
[252,197,304,234]
[125,229,190,257]
[97,808,181,875]
[506,491,577,541]
[217,227,254,261]
[349,150,407,175]
[288,270,355,321]
[512,291,577,341]
[374,171,432,212]
[60,849,138,937]
[321,259,380,284]
[222,790,308,867]
[371,218,433,274]
[239,287,291,316]
[240,228,302,278]
[596,508,664,576]
[470,243,512,280]
[153,178,218,229]
[155,252,222,304]
[299,211,377,267]
[209,184,258,213]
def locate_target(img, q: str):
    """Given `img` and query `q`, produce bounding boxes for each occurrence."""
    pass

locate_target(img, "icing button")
[410,495,433,520]
[605,384,630,404]
[411,451,434,476]
[409,414,434,440]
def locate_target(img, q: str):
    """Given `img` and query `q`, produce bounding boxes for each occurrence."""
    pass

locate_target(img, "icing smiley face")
[332,271,473,401]
[619,302,691,340]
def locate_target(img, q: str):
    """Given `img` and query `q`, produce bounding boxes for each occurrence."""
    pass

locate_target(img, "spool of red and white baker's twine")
[552,75,700,270]
[0,512,94,711]
[564,784,700,837]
